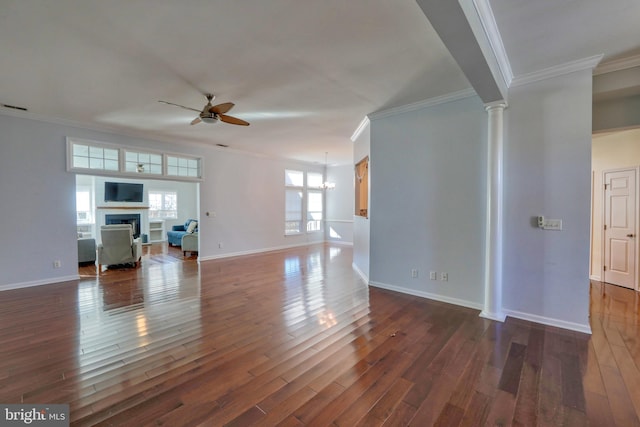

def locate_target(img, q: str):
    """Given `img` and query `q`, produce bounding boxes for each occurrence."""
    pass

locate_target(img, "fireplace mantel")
[97,206,149,210]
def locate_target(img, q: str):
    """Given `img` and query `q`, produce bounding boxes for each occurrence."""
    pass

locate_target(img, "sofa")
[167,219,198,246]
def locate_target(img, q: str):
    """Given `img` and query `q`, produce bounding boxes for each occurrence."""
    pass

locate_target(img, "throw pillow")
[186,220,198,233]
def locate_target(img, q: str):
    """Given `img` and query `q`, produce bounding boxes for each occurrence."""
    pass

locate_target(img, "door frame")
[601,166,640,291]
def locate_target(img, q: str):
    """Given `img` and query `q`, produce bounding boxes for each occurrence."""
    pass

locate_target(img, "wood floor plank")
[1,245,640,425]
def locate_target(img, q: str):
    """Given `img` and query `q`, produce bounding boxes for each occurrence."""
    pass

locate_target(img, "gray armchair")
[97,224,142,270]
[181,233,198,257]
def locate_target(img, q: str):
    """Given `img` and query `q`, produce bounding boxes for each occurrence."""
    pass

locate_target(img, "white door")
[603,169,637,289]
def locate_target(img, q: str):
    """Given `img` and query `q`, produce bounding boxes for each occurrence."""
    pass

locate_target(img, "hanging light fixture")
[321,152,336,190]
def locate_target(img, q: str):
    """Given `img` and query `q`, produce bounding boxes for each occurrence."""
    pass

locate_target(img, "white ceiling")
[1,0,639,165]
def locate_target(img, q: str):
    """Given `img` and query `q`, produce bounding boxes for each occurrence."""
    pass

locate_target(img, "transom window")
[67,138,203,182]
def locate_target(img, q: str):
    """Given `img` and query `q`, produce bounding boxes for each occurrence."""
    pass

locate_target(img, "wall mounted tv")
[104,182,144,202]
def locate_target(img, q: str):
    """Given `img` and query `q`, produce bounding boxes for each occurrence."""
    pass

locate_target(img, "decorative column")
[480,101,507,322]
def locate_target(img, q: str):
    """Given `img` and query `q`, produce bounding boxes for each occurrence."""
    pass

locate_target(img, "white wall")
[0,113,328,289]
[352,123,371,281]
[502,70,593,331]
[368,96,487,308]
[325,164,354,245]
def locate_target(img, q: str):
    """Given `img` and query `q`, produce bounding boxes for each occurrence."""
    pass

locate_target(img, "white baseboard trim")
[352,263,369,283]
[199,241,325,262]
[327,240,353,247]
[589,274,601,282]
[0,275,80,292]
[369,281,483,311]
[503,309,592,335]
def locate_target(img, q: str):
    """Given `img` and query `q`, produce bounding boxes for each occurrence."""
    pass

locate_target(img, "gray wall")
[369,96,487,308]
[502,70,593,329]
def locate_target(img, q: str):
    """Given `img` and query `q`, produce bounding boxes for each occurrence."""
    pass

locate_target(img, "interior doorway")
[591,129,640,291]
[602,167,638,289]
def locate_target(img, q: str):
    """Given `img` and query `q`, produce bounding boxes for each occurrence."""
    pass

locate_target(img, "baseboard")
[0,275,80,292]
[369,281,483,311]
[503,309,592,335]
[352,263,369,283]
[326,239,353,247]
[589,274,601,282]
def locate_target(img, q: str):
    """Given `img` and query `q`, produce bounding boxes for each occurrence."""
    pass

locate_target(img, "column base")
[479,310,506,322]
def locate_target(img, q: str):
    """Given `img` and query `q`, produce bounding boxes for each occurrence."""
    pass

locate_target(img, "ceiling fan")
[158,93,250,126]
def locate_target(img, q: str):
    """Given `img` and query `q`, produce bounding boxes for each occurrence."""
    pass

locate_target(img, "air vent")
[3,104,28,111]
[216,144,229,148]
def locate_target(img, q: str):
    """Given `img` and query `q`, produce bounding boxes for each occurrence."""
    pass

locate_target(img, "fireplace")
[105,214,141,239]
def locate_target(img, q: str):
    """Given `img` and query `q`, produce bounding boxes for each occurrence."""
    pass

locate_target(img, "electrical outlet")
[441,272,448,281]
[429,271,437,280]
[53,260,61,269]
[411,269,418,278]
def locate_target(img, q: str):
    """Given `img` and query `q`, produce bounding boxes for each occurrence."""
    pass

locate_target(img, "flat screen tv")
[104,182,143,202]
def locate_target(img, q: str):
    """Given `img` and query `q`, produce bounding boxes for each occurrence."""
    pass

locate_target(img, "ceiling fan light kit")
[159,93,249,127]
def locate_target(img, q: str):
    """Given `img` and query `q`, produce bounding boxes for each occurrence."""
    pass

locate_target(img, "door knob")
[627,234,635,238]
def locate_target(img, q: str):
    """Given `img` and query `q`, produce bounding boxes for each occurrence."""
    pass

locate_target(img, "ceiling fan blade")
[210,102,235,115]
[158,100,201,113]
[219,114,250,126]
[190,117,202,125]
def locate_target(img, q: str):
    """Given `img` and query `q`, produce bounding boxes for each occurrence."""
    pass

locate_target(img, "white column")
[480,101,507,322]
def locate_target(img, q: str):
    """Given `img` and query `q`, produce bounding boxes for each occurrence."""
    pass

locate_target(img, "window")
[72,143,119,171]
[285,169,323,235]
[285,170,304,235]
[76,190,93,223]
[67,138,203,182]
[149,191,178,219]
[167,155,200,178]
[125,151,162,175]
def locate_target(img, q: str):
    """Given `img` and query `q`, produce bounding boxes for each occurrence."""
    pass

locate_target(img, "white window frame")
[284,169,324,236]
[66,138,204,182]
[148,191,178,219]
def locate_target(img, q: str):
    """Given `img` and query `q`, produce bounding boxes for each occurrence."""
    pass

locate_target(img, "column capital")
[484,100,508,111]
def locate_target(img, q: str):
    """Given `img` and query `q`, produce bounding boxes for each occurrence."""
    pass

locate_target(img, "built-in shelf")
[149,220,165,243]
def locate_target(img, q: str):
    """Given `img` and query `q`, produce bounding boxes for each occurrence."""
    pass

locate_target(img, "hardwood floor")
[1,243,639,426]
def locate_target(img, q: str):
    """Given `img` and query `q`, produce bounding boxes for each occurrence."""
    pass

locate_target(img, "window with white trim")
[72,143,119,171]
[167,155,200,178]
[284,169,324,235]
[76,189,93,223]
[148,191,178,219]
[67,138,203,181]
[285,170,304,235]
[125,151,163,175]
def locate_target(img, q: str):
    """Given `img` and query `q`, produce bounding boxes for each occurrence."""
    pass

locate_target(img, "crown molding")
[0,108,326,167]
[472,0,513,87]
[369,88,477,120]
[594,54,640,76]
[350,116,370,142]
[510,54,604,88]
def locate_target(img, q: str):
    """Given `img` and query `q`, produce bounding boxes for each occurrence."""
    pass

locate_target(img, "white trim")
[369,88,477,120]
[594,54,640,76]
[352,263,369,283]
[503,309,592,335]
[198,240,324,262]
[369,281,483,311]
[0,275,80,292]
[480,310,506,322]
[325,219,354,223]
[350,116,370,142]
[590,275,602,281]
[511,55,604,88]
[472,0,513,87]
[325,239,353,247]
